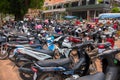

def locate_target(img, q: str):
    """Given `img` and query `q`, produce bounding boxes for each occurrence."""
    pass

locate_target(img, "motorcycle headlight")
[64,39,69,42]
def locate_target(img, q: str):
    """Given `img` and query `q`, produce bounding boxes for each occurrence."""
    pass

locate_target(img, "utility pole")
[110,0,114,10]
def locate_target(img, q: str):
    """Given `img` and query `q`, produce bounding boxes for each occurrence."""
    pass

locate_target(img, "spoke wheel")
[69,49,90,76]
[0,44,8,60]
[8,49,16,61]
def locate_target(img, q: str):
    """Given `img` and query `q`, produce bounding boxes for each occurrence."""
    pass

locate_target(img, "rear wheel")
[37,73,63,80]
[8,49,16,61]
[69,49,90,76]
[19,62,33,80]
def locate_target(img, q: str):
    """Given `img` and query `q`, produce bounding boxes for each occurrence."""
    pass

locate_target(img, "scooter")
[18,42,94,80]
[66,48,120,80]
[7,35,66,67]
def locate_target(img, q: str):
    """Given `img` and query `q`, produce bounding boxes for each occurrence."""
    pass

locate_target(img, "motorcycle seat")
[36,58,72,67]
[76,72,105,80]
[27,44,42,48]
[72,41,93,49]
[16,41,29,44]
[97,42,111,47]
[27,49,54,56]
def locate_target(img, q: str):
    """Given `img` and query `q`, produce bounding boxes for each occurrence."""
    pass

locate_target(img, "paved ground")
[0,60,22,80]
[0,39,120,80]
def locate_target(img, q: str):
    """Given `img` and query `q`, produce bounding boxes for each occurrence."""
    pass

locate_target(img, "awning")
[99,13,120,19]
[43,8,66,13]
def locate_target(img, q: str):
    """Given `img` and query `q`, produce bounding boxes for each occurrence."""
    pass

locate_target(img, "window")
[105,1,110,4]
[53,5,57,9]
[71,1,78,7]
[64,3,69,8]
[57,5,62,9]
[89,0,95,5]
[82,0,86,5]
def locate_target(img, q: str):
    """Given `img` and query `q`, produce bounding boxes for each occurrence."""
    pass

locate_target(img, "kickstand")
[12,64,16,69]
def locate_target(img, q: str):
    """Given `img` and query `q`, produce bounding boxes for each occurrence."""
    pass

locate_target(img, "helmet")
[40,30,46,34]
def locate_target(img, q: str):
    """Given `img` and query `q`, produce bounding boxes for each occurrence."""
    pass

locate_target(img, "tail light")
[106,38,115,48]
[4,43,8,48]
[17,49,21,53]
[29,41,34,44]
[31,66,38,72]
[98,45,105,49]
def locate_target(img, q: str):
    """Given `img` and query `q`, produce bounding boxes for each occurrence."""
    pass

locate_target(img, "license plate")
[98,49,105,54]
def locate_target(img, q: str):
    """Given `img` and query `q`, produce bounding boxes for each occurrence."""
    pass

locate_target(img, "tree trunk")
[0,13,2,27]
[15,13,24,21]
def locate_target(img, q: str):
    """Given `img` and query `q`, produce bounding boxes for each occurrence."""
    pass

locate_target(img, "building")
[24,8,42,20]
[43,0,115,20]
[43,0,66,19]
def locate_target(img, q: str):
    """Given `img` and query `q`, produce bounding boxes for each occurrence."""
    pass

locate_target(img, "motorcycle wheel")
[37,73,63,80]
[19,62,33,80]
[16,60,26,67]
[69,49,90,76]
[0,44,9,60]
[53,49,61,59]
[8,49,16,62]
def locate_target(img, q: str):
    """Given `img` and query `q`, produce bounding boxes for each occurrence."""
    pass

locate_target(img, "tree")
[110,0,120,13]
[111,7,120,13]
[0,0,44,20]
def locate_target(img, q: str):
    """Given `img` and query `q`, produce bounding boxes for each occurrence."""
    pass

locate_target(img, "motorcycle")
[18,42,93,80]
[66,48,120,80]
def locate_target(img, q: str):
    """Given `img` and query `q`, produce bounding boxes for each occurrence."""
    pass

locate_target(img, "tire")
[53,49,61,59]
[16,60,26,67]
[0,44,9,60]
[19,62,34,80]
[8,49,16,62]
[37,73,63,80]
[69,49,90,76]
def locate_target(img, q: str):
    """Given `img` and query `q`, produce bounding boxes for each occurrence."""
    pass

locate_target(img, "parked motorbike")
[66,48,120,80]
[18,42,94,80]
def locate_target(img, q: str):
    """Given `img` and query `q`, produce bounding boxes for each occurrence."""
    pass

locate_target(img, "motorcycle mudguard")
[74,72,105,80]
[19,67,33,74]
[16,57,31,62]
[105,66,119,80]
[48,44,55,51]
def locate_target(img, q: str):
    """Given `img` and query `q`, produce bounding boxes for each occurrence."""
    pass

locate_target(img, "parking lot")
[0,39,120,80]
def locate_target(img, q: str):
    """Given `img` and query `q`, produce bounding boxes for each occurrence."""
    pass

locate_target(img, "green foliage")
[111,7,120,13]
[0,0,10,13]
[97,0,103,3]
[0,0,44,20]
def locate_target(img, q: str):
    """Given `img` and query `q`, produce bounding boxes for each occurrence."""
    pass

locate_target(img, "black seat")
[36,58,72,67]
[72,41,93,49]
[27,49,54,56]
[97,42,111,48]
[76,72,105,80]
